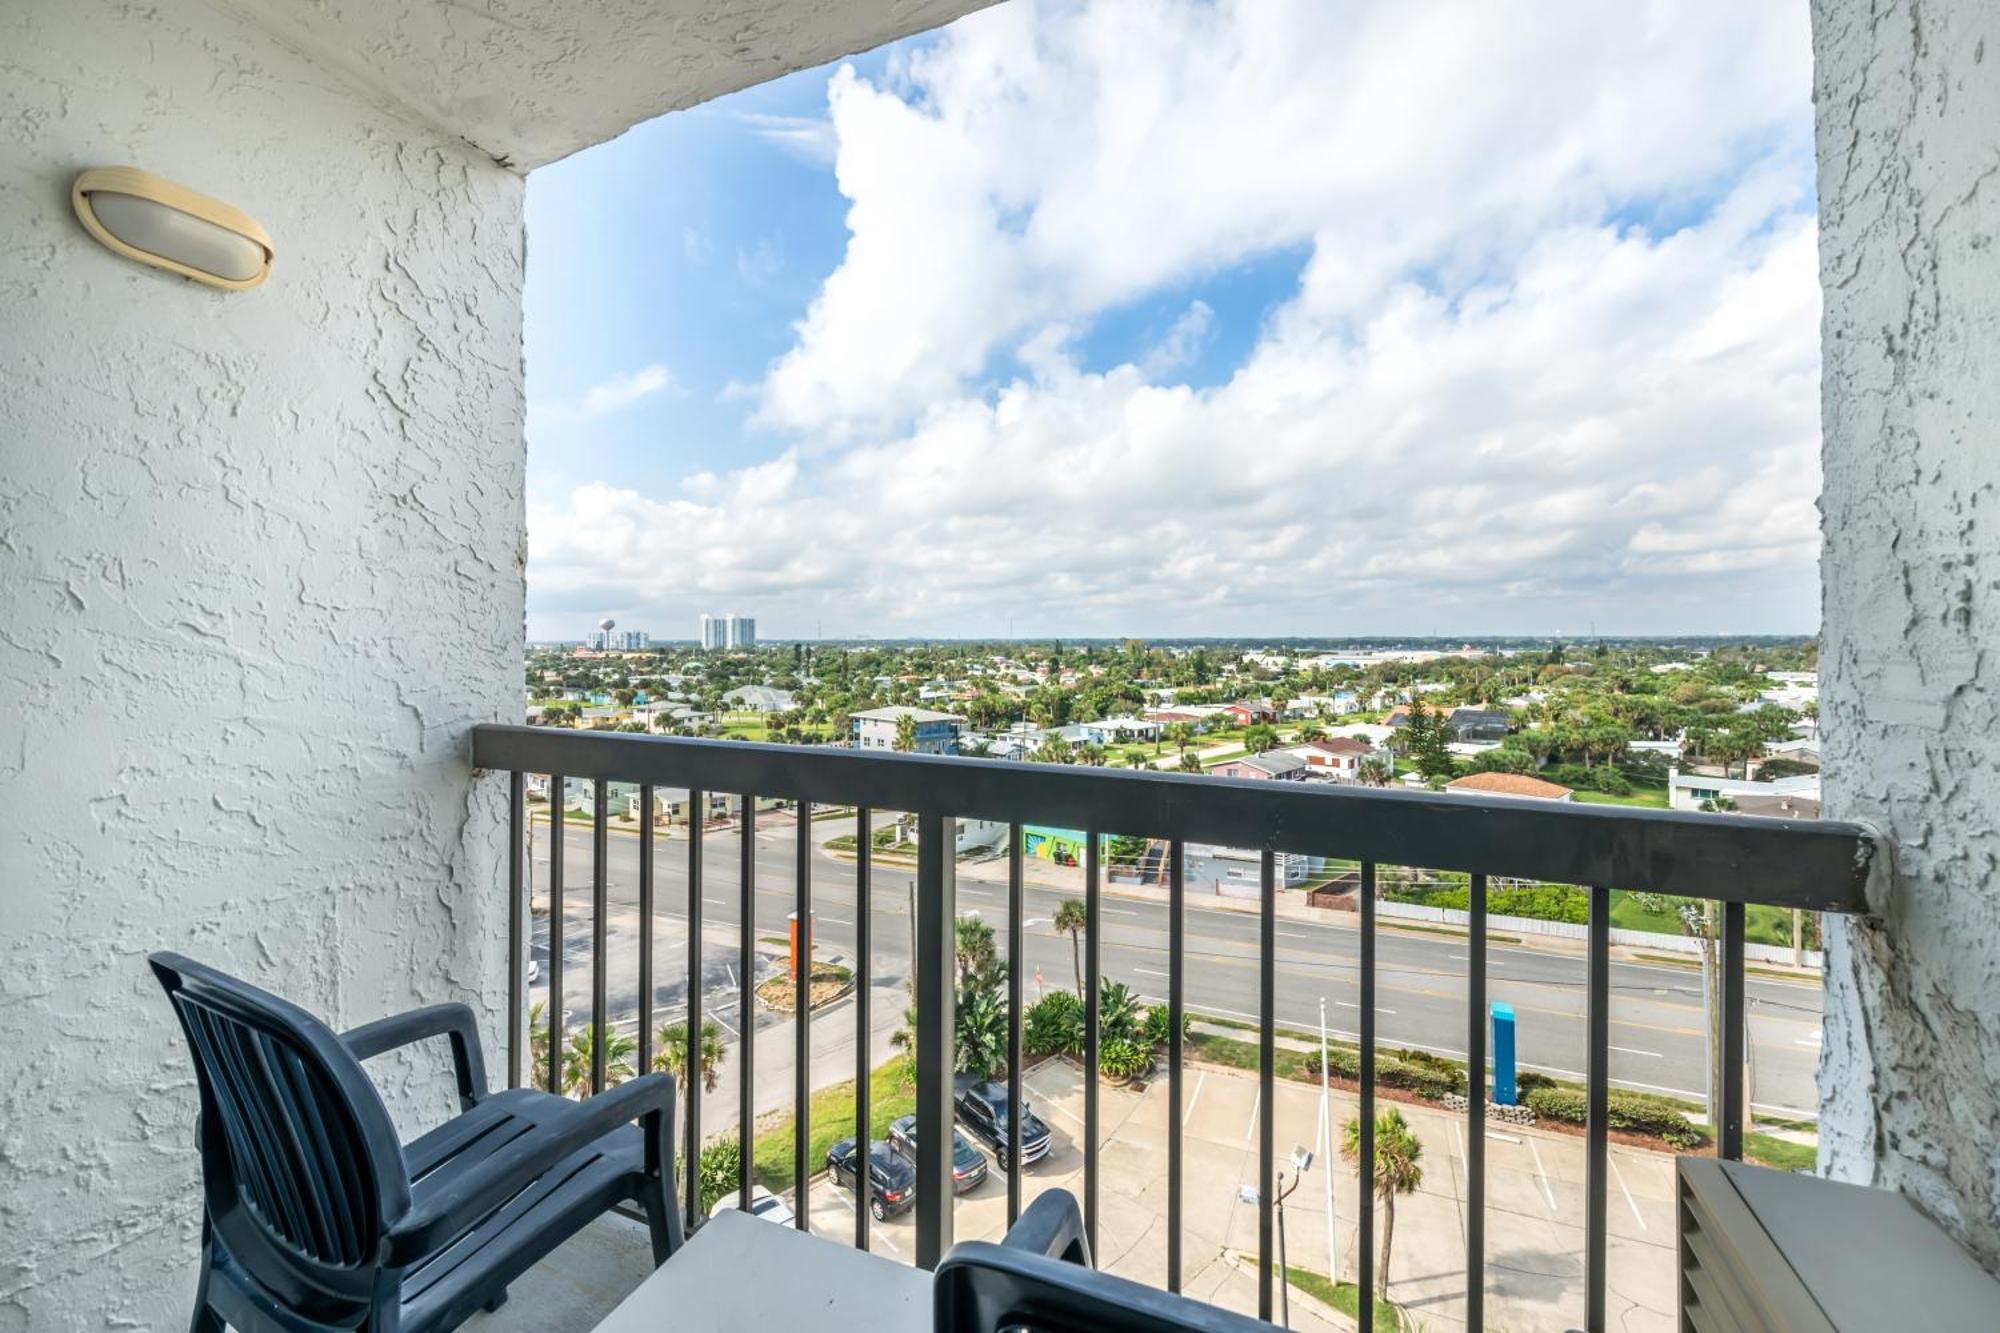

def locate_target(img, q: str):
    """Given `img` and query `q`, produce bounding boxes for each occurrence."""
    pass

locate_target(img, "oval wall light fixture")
[71,166,274,291]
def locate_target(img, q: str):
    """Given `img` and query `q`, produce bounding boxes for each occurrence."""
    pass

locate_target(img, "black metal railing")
[476,724,1877,1332]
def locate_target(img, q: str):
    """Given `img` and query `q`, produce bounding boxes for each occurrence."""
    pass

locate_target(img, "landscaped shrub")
[1302,1045,1465,1100]
[1524,1086,1710,1149]
[1099,1039,1151,1082]
[1142,1004,1191,1048]
[1377,1060,1463,1100]
[698,1136,743,1213]
[1024,990,1084,1057]
[1514,1070,1557,1097]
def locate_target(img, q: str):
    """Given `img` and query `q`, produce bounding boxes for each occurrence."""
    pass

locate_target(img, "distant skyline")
[523,1,1822,642]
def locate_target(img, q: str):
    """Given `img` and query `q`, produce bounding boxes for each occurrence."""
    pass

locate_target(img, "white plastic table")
[590,1209,935,1332]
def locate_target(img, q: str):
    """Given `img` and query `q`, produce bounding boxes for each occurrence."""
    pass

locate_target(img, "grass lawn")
[1282,1266,1405,1332]
[1609,891,1799,949]
[750,1058,914,1197]
[1573,788,1671,809]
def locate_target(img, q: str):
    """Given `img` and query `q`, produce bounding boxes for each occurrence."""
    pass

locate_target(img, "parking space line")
[1610,1153,1646,1232]
[1527,1136,1557,1212]
[1245,1091,1260,1143]
[1186,1072,1206,1126]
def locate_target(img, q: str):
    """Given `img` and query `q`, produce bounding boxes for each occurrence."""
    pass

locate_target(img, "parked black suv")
[887,1114,989,1192]
[952,1076,1053,1169]
[825,1137,916,1221]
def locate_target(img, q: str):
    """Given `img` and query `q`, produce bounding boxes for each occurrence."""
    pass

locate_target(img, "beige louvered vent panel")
[1677,1159,1999,1333]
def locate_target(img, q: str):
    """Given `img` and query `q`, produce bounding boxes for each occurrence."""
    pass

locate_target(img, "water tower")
[597,617,614,649]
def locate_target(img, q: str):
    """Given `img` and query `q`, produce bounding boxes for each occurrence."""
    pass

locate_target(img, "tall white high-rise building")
[699,613,755,649]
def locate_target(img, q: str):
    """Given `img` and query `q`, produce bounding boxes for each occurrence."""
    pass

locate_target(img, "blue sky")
[523,0,1823,643]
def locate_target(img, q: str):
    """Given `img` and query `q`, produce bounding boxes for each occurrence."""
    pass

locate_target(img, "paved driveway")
[800,1058,1679,1330]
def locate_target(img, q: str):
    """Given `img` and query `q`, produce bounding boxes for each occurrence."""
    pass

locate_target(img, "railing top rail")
[472,725,1875,912]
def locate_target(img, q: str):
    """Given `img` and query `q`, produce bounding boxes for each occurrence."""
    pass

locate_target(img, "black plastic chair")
[934,1190,1274,1331]
[150,951,683,1333]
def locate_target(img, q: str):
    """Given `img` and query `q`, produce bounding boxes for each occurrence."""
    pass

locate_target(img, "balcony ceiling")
[226,0,996,171]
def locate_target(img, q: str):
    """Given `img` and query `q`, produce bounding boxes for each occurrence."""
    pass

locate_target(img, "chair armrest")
[387,1073,677,1265]
[342,1002,489,1111]
[1000,1188,1093,1267]
[936,1239,1273,1332]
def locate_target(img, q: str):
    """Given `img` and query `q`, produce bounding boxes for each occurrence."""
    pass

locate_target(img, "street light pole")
[1319,996,1336,1286]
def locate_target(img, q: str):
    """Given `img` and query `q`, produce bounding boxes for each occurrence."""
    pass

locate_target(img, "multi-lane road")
[529,813,1825,1118]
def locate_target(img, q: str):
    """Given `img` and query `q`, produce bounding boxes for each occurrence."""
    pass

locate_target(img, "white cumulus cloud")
[529,0,1824,637]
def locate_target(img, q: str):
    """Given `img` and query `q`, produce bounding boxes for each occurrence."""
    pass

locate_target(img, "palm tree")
[561,1023,637,1097]
[894,711,919,752]
[955,915,998,985]
[653,1019,726,1092]
[1342,1108,1425,1299]
[955,981,1008,1078]
[528,999,553,1091]
[1054,898,1088,995]
[1356,755,1394,787]
[1178,749,1203,773]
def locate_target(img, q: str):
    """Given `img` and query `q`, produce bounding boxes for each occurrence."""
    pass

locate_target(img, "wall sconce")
[71,166,274,291]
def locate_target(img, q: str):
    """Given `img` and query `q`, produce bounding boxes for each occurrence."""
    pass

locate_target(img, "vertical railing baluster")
[1084,828,1102,1255]
[739,796,756,1213]
[1466,870,1486,1328]
[547,774,565,1097]
[1358,860,1377,1332]
[855,807,873,1251]
[794,798,812,1232]
[1721,900,1746,1161]
[508,770,525,1090]
[683,788,702,1229]
[1586,884,1610,1333]
[590,780,609,1096]
[1167,838,1185,1293]
[914,813,958,1269]
[1258,849,1275,1321]
[1006,822,1025,1229]
[639,785,656,1083]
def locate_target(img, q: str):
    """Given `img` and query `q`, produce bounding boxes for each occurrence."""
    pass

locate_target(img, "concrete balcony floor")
[469,1214,658,1332]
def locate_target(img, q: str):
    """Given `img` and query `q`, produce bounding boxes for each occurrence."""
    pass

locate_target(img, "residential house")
[1223,699,1276,726]
[850,705,964,754]
[1669,768,1821,813]
[726,684,796,713]
[1444,772,1576,802]
[1290,736,1373,781]
[1209,752,1310,781]
[1445,706,1510,742]
[1079,716,1162,745]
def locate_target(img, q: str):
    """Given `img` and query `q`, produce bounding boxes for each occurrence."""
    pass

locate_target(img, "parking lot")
[797,1058,1681,1330]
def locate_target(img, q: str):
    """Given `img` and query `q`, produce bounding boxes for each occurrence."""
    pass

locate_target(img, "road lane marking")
[820,916,852,926]
[1104,907,1140,917]
[1024,917,1046,928]
[1527,1136,1557,1211]
[1610,1153,1646,1231]
[1186,1072,1206,1126]
[1796,1029,1822,1047]
[1279,930,1317,941]
[1610,1046,1663,1058]
[705,897,727,907]
[1135,967,1170,978]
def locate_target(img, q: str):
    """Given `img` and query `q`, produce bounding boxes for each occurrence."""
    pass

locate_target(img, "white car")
[708,1184,795,1228]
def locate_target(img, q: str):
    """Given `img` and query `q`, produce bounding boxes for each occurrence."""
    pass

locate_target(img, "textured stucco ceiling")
[221,0,996,171]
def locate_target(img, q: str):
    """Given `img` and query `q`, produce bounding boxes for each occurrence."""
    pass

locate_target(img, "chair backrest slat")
[152,953,410,1309]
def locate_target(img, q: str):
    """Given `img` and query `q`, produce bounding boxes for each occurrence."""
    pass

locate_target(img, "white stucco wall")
[1813,0,2000,1274]
[0,1,523,1325]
